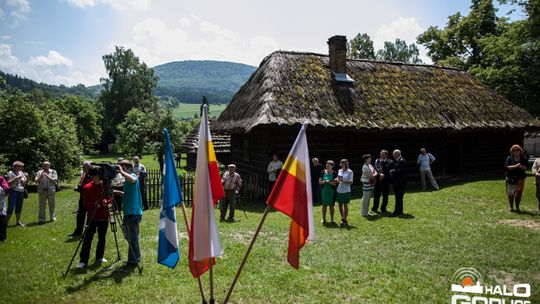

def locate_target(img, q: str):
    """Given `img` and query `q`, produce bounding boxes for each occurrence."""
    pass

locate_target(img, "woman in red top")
[77,169,112,269]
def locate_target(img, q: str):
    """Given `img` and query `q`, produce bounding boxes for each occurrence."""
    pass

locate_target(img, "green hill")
[0,71,98,99]
[1,60,256,105]
[153,60,256,104]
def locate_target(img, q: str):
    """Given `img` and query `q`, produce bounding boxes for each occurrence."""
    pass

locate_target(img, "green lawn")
[0,177,539,303]
[173,103,228,119]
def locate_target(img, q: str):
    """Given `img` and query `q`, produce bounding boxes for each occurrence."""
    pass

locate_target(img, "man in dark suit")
[390,149,407,217]
[372,150,393,213]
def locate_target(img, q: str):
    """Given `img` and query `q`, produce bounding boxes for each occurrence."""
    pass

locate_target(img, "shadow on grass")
[235,174,509,214]
[65,263,137,294]
[65,236,81,243]
[515,210,540,217]
[397,213,415,220]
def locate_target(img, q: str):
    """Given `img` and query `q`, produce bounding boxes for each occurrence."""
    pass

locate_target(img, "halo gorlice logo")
[451,268,532,304]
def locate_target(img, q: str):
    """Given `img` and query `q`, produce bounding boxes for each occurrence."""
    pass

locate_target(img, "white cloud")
[0,0,30,26]
[65,0,151,10]
[2,35,11,40]
[374,16,430,63]
[29,50,74,68]
[0,44,102,86]
[6,0,30,20]
[114,15,279,67]
[178,17,191,28]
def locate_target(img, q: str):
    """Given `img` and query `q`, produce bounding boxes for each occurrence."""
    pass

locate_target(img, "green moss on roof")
[214,51,538,133]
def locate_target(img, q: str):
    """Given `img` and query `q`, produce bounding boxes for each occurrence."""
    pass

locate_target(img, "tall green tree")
[376,39,423,63]
[417,0,540,116]
[0,90,81,179]
[54,96,102,153]
[115,107,195,168]
[417,0,498,68]
[99,46,159,140]
[347,33,376,59]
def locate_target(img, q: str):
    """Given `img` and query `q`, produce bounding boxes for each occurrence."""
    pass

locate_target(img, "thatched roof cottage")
[213,35,538,182]
[179,120,231,170]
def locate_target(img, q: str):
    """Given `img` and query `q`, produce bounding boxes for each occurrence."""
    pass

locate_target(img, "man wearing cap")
[115,159,143,266]
[220,164,242,222]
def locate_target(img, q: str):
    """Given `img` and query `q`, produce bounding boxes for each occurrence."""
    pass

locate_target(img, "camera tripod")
[62,186,142,276]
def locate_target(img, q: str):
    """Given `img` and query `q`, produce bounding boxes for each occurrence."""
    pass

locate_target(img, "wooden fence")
[145,170,269,209]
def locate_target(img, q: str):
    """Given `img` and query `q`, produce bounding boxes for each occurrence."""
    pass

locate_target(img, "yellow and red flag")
[266,123,315,268]
[188,104,225,278]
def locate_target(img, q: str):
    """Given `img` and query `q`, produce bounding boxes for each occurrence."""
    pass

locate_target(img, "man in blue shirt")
[116,160,143,266]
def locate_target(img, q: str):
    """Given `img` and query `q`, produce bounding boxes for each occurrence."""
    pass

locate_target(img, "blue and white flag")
[158,128,182,268]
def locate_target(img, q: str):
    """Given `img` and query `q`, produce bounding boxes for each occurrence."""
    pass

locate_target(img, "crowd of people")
[0,156,146,270]
[0,143,538,261]
[309,149,415,227]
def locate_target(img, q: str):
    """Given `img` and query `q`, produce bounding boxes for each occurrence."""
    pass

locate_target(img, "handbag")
[55,183,61,192]
[23,188,29,199]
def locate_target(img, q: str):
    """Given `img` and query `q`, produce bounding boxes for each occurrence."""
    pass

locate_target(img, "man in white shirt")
[417,148,439,191]
[132,156,148,210]
[267,154,283,193]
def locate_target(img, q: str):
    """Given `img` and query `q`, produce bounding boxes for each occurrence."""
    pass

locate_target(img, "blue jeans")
[7,190,24,215]
[124,214,142,264]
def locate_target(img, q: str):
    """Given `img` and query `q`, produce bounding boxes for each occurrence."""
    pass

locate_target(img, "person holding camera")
[132,156,149,210]
[505,145,527,212]
[77,168,112,269]
[7,161,28,227]
[35,161,58,223]
[319,160,337,225]
[115,160,143,267]
[70,161,92,237]
[220,164,242,222]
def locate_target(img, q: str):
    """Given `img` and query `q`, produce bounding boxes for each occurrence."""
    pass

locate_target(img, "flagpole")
[223,204,272,304]
[180,203,207,304]
[209,258,215,304]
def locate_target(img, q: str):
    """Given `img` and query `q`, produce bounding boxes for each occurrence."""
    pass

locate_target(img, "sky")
[0,0,525,86]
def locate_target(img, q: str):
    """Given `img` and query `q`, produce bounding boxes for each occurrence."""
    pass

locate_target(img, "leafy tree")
[0,90,81,180]
[347,33,376,59]
[115,107,195,169]
[347,34,422,63]
[53,96,102,153]
[418,0,498,68]
[417,0,540,116]
[376,39,423,63]
[98,46,159,140]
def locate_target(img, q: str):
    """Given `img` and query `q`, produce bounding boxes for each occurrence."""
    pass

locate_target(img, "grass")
[0,176,539,303]
[173,103,228,119]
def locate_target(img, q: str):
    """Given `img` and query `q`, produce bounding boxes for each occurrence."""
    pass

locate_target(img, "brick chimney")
[328,35,347,74]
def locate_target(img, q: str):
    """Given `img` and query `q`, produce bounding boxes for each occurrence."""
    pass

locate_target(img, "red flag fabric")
[266,123,315,268]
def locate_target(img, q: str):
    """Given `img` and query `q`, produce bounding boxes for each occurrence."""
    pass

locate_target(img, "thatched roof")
[179,121,231,154]
[214,51,538,133]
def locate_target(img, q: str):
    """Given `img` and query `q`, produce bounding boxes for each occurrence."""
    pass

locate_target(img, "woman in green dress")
[319,160,337,225]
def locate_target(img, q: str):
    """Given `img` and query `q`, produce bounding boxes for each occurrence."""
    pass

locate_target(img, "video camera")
[89,162,119,181]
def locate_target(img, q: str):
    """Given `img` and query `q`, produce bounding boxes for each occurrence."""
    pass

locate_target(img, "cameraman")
[77,167,112,269]
[70,161,92,238]
[114,160,143,267]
